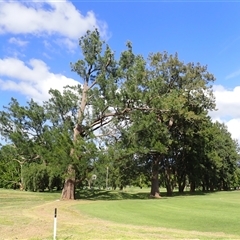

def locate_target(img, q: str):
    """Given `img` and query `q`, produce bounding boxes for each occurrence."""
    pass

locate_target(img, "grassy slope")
[1,188,240,239]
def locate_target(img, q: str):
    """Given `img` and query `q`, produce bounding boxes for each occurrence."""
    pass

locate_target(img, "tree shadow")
[160,191,208,198]
[75,188,215,201]
[75,189,149,200]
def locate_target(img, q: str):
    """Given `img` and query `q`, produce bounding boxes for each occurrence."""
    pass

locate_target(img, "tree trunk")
[61,81,89,200]
[165,168,173,196]
[20,163,24,190]
[190,182,195,192]
[19,182,24,191]
[165,183,173,196]
[61,179,75,200]
[61,164,76,200]
[178,182,185,193]
[150,158,161,198]
[178,175,186,193]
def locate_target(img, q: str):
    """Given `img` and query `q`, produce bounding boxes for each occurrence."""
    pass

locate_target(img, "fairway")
[1,189,240,239]
[76,191,240,236]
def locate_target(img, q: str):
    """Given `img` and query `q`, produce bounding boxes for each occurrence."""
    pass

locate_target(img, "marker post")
[53,208,57,240]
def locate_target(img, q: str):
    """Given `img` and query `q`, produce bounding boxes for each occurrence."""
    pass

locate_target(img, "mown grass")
[1,188,240,239]
[75,190,240,235]
[0,189,59,227]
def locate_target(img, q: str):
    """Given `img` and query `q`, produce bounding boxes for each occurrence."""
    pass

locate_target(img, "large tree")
[59,30,127,199]
[1,29,239,200]
[107,52,216,197]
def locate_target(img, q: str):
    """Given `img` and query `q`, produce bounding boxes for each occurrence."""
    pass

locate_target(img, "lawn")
[76,190,240,235]
[0,188,240,239]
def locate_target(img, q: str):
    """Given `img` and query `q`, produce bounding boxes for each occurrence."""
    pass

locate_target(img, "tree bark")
[61,164,76,200]
[150,157,161,198]
[61,179,75,200]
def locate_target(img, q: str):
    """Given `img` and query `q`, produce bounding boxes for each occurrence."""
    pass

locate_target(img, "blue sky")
[0,1,240,142]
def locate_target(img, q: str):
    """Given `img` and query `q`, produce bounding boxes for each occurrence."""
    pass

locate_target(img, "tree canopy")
[0,29,239,199]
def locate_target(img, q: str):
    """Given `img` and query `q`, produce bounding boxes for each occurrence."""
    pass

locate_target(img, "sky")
[0,0,240,143]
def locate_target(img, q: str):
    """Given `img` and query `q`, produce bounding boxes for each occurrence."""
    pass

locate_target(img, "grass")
[1,188,240,239]
[76,190,240,235]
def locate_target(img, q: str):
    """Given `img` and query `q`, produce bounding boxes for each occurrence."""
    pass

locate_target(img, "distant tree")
[201,121,239,191]
[0,144,21,189]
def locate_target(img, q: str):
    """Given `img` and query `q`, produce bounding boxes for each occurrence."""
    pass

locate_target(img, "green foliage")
[23,163,63,192]
[23,164,48,192]
[0,29,239,197]
[0,145,21,188]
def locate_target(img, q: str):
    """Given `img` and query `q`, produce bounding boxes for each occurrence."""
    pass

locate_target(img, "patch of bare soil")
[1,200,240,240]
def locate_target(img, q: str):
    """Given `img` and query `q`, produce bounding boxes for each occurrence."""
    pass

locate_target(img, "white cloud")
[0,0,108,39]
[225,119,240,142]
[211,117,240,143]
[54,37,77,52]
[43,40,52,49]
[0,57,79,102]
[226,68,240,79]
[210,84,240,143]
[211,85,240,119]
[8,37,28,47]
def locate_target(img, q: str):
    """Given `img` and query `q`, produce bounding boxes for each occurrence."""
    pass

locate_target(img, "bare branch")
[89,80,97,89]
[101,105,109,115]
[87,64,93,77]
[91,118,113,132]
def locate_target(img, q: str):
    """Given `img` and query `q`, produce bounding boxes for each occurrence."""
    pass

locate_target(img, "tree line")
[0,30,239,199]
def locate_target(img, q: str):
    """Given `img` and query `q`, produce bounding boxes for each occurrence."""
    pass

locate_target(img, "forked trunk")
[150,157,161,198]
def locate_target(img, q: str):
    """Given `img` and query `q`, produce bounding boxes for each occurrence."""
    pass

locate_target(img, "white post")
[53,208,57,240]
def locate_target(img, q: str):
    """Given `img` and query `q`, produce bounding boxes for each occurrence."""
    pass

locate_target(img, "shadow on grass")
[74,188,215,201]
[75,189,149,200]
